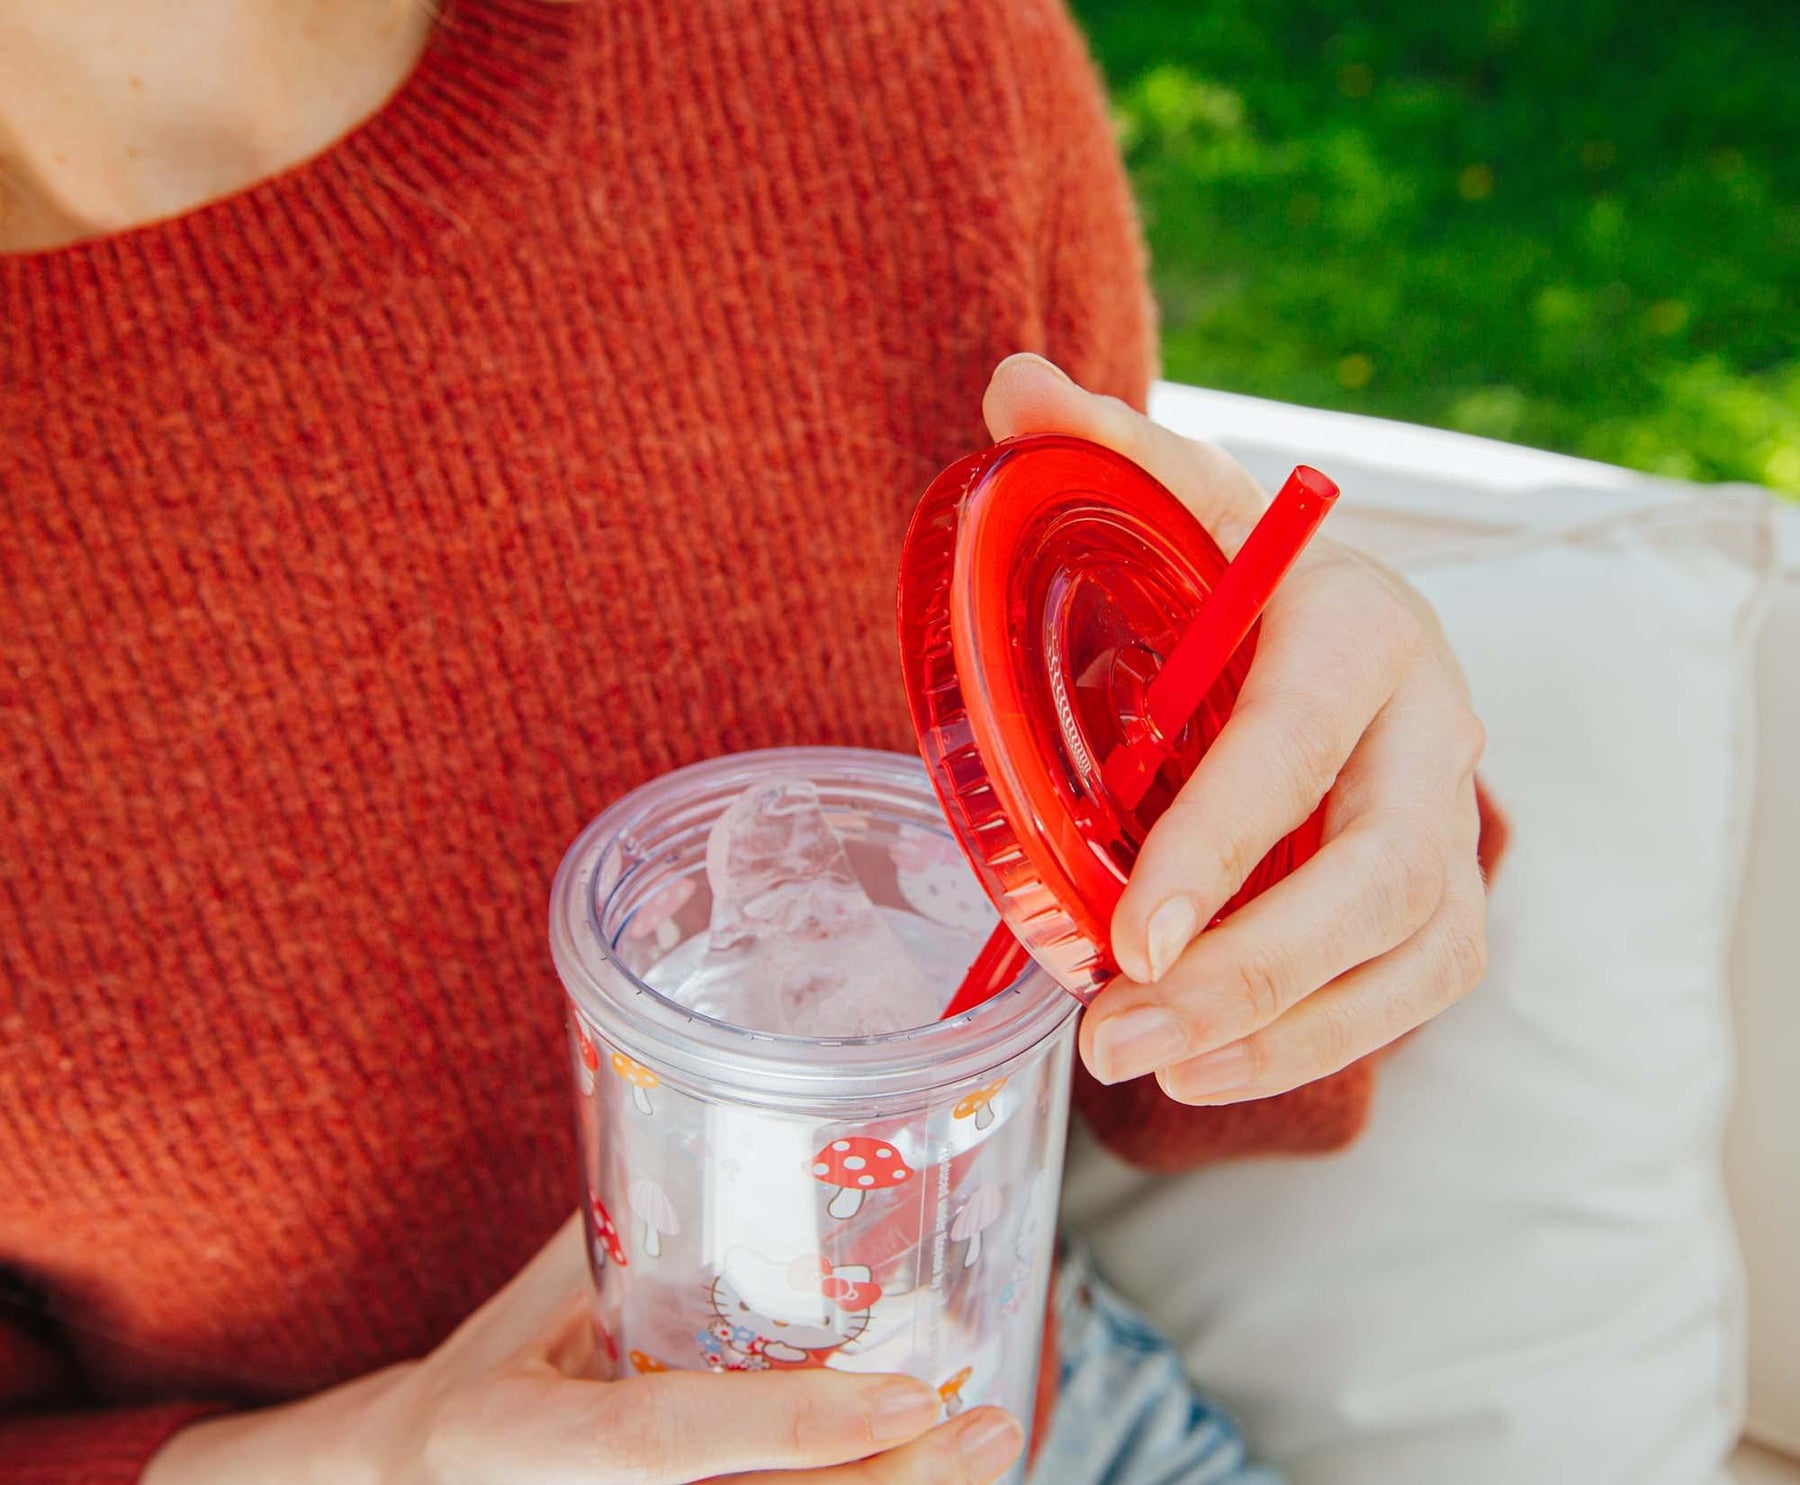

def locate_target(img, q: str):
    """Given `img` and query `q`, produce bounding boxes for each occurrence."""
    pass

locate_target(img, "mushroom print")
[952,1077,1007,1132]
[610,1052,660,1115]
[589,1194,628,1269]
[704,1250,879,1369]
[809,1136,914,1220]
[573,1018,600,1096]
[593,1320,619,1367]
[629,1350,669,1375]
[950,1185,1003,1268]
[893,827,995,934]
[937,1366,972,1418]
[625,875,696,953]
[629,1177,679,1259]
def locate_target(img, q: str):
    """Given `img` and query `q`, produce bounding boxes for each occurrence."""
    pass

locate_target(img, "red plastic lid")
[897,434,1324,1000]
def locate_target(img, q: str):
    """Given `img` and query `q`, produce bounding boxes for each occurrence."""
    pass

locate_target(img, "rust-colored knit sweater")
[0,2,1390,1477]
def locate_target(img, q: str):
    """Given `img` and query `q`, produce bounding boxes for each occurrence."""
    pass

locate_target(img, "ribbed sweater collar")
[3,0,575,385]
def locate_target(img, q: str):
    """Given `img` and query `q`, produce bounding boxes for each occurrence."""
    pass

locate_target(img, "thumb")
[981,353,1267,553]
[435,1213,595,1377]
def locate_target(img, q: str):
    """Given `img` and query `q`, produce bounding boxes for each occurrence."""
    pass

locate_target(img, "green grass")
[1069,0,1800,496]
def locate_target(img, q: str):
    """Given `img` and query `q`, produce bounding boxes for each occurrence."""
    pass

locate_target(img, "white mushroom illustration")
[810,1136,914,1220]
[629,1177,679,1259]
[951,1185,1003,1268]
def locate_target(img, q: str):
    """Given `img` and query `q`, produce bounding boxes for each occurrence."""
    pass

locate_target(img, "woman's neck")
[0,0,434,252]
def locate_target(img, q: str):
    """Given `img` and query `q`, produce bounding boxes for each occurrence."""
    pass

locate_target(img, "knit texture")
[1,1,1388,1475]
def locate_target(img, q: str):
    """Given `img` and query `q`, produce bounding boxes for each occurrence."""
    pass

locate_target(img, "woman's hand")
[144,1216,1022,1485]
[984,353,1489,1106]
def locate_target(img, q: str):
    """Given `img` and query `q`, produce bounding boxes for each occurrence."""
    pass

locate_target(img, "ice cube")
[670,780,946,1036]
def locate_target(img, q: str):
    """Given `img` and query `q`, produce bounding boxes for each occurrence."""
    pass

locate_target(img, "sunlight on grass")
[1072,0,1800,497]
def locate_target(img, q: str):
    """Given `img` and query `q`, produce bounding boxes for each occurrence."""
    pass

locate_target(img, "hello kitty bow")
[793,1256,882,1311]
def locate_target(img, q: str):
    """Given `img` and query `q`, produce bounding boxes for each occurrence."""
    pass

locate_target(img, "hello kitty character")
[700,1249,881,1369]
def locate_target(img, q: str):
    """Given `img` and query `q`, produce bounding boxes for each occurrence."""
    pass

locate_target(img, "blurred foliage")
[1070,0,1800,496]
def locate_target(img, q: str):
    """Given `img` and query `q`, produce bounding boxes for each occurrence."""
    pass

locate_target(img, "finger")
[1327,669,1482,826]
[1083,669,1480,1083]
[982,353,1266,550]
[1110,556,1430,985]
[443,1367,946,1485]
[712,1407,1024,1485]
[1154,844,1489,1105]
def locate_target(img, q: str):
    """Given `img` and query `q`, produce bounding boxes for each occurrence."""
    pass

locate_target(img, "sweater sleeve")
[1004,0,1158,409]
[0,1304,224,1484]
[1011,3,1513,1171]
[0,1404,222,1485]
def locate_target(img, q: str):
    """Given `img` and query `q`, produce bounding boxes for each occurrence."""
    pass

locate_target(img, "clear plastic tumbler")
[550,747,1078,1473]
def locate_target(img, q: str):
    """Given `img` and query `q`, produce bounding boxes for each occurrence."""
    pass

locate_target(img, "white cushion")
[1062,385,1780,1485]
[1727,509,1800,1456]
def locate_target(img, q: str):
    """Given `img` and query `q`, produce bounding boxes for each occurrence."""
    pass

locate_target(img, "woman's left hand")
[983,354,1490,1106]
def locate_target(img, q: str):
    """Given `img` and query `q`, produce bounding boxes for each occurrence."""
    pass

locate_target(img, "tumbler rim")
[549,747,1080,1108]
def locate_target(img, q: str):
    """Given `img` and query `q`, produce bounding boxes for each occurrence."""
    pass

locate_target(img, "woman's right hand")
[143,1215,1023,1485]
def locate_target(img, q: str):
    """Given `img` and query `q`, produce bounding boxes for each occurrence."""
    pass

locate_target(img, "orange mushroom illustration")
[610,1051,660,1115]
[953,1077,1007,1131]
[629,1350,668,1374]
[938,1366,972,1417]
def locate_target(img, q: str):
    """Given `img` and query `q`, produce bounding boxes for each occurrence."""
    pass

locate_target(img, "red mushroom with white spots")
[810,1136,913,1220]
[573,1018,600,1096]
[590,1193,628,1269]
[593,1321,619,1367]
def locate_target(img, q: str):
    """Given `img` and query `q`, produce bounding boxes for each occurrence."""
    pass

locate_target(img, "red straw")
[939,465,1340,1019]
[939,927,1032,1020]
[1099,465,1339,812]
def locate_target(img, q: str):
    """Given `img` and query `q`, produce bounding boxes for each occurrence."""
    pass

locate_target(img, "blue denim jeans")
[1028,1243,1284,1485]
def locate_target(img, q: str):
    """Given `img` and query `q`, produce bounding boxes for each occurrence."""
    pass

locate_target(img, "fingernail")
[1166,1041,1254,1100]
[957,1414,1024,1479]
[1091,1006,1186,1085]
[1145,896,1199,982]
[869,1379,941,1443]
[1010,350,1071,382]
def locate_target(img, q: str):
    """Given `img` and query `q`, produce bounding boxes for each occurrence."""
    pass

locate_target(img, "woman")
[0,1,1492,1481]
